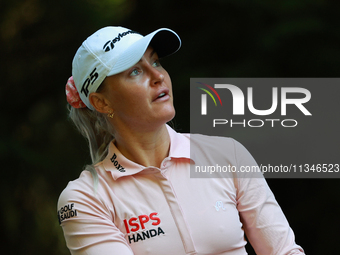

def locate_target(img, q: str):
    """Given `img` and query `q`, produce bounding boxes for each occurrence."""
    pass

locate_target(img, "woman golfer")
[58,26,305,255]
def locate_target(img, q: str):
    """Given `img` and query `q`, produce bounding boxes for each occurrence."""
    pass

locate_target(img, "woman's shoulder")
[57,170,114,226]
[183,132,256,165]
[57,170,97,210]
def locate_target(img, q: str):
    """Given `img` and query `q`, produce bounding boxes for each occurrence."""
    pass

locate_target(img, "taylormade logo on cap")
[103,30,140,52]
[71,26,181,110]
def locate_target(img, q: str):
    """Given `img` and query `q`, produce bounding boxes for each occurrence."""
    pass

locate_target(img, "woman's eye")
[152,59,161,67]
[130,69,139,76]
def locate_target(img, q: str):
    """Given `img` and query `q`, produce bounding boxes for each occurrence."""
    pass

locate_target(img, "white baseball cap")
[72,26,181,110]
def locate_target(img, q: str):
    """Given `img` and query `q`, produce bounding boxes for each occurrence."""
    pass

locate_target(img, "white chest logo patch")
[215,201,226,211]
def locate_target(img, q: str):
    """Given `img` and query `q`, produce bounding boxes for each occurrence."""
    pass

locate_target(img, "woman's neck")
[113,124,170,168]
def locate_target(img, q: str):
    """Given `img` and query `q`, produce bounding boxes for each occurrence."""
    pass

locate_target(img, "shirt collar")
[101,124,192,180]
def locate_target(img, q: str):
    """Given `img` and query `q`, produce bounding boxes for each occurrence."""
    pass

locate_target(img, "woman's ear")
[89,92,112,113]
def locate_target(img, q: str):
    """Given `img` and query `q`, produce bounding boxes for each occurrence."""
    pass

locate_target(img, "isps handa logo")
[195,79,312,128]
[123,212,165,244]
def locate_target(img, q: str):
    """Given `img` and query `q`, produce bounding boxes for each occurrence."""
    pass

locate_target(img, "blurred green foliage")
[1,0,339,254]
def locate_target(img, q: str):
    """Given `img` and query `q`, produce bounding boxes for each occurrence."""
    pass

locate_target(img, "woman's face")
[100,47,175,131]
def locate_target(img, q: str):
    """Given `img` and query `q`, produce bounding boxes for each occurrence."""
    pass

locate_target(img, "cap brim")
[107,28,181,76]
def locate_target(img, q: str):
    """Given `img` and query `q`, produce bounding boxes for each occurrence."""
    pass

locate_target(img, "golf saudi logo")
[197,82,312,128]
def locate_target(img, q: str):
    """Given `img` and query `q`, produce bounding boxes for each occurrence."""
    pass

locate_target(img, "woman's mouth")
[153,90,170,102]
[158,92,166,98]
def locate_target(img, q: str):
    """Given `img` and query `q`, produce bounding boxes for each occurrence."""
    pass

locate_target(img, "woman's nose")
[150,67,164,86]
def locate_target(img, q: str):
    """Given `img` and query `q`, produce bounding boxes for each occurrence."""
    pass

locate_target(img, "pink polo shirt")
[58,125,304,255]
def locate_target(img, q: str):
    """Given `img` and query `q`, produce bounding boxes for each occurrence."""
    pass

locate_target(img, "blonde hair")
[68,105,114,189]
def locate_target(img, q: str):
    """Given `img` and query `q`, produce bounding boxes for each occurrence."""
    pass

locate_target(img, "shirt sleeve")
[232,139,305,255]
[57,172,134,255]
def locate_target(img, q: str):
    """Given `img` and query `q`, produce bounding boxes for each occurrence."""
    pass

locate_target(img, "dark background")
[1,0,339,254]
